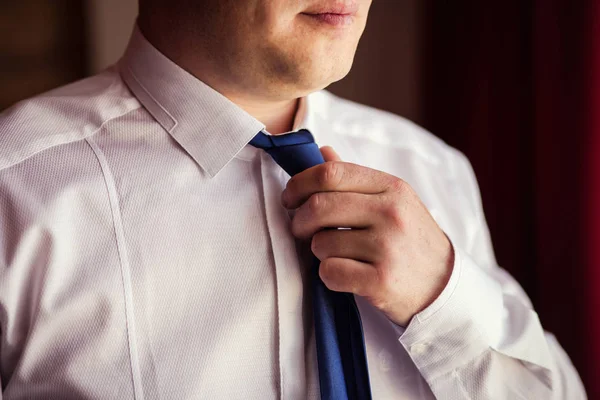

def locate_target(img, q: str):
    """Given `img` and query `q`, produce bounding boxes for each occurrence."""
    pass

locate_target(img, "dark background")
[2,1,598,396]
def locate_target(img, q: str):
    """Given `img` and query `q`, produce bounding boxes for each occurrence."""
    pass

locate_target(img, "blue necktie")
[248,129,372,400]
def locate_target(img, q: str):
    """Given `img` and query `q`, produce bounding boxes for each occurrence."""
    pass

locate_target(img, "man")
[0,0,586,399]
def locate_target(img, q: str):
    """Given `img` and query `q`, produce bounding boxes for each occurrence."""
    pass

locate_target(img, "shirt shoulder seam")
[0,105,141,173]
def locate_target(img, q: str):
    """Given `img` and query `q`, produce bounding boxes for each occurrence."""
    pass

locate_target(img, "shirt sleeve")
[396,151,587,399]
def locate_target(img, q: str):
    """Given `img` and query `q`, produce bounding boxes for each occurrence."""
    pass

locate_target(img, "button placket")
[259,152,308,400]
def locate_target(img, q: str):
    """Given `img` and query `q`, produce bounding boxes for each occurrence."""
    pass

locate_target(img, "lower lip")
[303,13,354,27]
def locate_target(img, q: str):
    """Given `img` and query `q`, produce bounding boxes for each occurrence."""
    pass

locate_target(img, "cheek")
[258,0,298,30]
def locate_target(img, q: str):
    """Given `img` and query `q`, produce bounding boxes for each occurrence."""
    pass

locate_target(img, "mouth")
[300,1,359,27]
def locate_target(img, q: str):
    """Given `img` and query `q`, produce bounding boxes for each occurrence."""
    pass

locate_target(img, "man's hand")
[281,146,455,327]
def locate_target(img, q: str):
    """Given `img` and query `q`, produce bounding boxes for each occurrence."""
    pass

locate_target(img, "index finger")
[282,161,396,209]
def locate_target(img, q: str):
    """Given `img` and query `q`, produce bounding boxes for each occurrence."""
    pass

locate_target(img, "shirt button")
[410,342,429,355]
[377,349,392,372]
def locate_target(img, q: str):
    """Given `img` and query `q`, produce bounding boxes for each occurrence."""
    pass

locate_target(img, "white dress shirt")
[0,26,586,400]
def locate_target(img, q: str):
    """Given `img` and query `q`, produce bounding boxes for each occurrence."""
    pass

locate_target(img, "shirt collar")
[118,24,313,178]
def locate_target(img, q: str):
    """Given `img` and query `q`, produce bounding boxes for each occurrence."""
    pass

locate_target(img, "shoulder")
[0,66,141,172]
[311,89,469,171]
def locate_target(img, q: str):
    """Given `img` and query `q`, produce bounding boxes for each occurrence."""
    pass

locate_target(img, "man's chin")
[257,64,351,100]
[287,76,343,97]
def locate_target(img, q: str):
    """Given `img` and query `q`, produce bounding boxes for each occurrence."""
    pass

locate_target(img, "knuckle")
[389,177,410,195]
[291,217,302,237]
[286,176,297,193]
[311,235,320,254]
[319,161,342,188]
[376,265,400,296]
[384,201,404,227]
[319,259,335,284]
[307,192,324,214]
[291,213,306,238]
[374,233,395,256]
[370,295,390,311]
[319,259,344,292]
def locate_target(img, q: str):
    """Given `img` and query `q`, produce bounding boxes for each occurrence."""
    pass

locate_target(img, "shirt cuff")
[396,246,505,381]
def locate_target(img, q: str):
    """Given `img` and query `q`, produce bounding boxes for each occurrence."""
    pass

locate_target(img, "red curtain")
[587,0,600,397]
[421,1,598,396]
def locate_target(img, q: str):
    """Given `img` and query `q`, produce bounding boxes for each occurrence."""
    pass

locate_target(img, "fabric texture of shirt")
[0,25,586,399]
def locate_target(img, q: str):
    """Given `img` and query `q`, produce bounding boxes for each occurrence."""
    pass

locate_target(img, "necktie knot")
[248,129,325,177]
[249,129,316,149]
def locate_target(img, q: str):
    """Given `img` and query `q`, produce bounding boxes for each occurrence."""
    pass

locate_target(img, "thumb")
[320,145,342,162]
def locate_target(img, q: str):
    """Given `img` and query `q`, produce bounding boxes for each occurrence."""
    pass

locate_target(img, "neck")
[233,97,300,135]
[138,20,300,135]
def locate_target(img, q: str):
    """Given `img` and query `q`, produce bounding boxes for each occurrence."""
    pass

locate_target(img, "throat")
[235,97,301,135]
